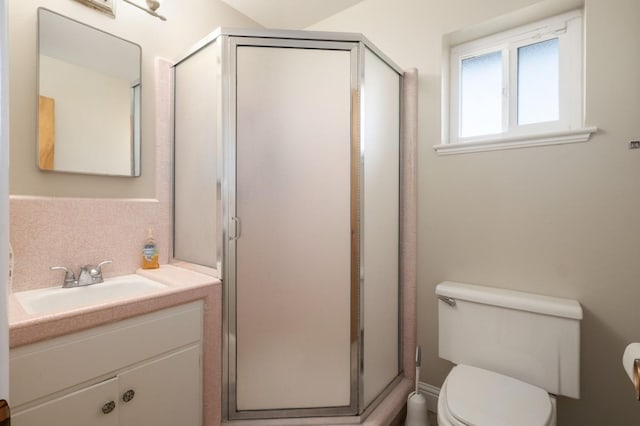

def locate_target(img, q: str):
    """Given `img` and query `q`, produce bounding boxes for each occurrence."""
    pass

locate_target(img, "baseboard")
[418,382,440,413]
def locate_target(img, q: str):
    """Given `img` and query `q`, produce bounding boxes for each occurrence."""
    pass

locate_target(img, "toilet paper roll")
[622,343,640,400]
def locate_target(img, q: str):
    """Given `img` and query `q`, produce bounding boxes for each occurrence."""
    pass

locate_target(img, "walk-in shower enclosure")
[173,28,403,421]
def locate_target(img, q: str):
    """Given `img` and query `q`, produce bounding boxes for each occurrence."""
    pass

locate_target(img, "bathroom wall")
[8,0,260,291]
[311,0,640,424]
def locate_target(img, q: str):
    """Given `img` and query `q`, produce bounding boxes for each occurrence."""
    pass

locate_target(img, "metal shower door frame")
[219,30,406,421]
[222,35,361,421]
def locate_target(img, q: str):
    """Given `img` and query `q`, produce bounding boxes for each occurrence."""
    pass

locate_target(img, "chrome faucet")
[50,260,112,288]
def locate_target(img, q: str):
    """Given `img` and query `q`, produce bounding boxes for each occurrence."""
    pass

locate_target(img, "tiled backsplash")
[9,196,171,292]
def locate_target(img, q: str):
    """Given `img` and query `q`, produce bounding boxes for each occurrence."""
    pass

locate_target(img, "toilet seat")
[438,365,554,426]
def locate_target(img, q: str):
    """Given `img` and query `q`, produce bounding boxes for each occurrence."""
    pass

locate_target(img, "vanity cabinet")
[10,301,203,426]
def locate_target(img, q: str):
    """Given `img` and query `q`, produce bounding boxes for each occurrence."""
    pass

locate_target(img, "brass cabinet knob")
[101,400,116,414]
[122,389,136,403]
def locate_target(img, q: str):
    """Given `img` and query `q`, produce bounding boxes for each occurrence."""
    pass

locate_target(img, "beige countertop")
[9,264,222,348]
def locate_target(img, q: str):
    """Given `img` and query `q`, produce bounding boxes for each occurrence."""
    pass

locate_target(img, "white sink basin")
[15,274,168,315]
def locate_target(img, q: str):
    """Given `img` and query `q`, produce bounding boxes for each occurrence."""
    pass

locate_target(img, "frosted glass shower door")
[361,48,401,408]
[233,44,353,412]
[173,40,220,269]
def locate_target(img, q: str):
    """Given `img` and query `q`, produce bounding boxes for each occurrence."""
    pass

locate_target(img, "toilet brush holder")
[405,391,429,426]
[405,346,430,426]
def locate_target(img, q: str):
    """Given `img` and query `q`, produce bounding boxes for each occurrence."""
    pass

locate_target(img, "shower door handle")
[230,217,242,241]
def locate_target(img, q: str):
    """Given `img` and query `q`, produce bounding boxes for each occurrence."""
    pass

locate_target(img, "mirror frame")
[36,7,142,177]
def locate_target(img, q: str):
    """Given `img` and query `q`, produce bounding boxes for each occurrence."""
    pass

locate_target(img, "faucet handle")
[96,260,112,274]
[84,260,112,280]
[50,266,77,286]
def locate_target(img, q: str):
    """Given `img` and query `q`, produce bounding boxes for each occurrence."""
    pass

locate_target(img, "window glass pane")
[460,50,502,138]
[518,38,559,125]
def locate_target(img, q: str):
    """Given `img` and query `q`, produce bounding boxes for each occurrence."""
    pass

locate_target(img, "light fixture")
[73,0,116,18]
[122,0,167,21]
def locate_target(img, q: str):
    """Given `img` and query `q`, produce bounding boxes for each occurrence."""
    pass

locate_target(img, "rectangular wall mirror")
[37,8,142,176]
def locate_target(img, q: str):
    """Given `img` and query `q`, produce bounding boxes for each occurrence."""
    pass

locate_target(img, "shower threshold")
[222,378,412,426]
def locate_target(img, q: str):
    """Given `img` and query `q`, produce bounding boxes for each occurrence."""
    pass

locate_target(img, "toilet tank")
[436,281,583,398]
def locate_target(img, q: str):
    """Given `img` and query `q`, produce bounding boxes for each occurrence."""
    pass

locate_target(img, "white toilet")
[435,281,583,426]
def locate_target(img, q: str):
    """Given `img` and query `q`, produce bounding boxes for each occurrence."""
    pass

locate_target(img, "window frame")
[438,9,596,154]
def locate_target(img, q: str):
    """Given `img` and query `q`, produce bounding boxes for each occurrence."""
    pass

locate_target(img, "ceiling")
[221,0,365,29]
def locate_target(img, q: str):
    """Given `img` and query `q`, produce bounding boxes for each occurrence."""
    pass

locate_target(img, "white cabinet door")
[12,378,119,426]
[119,345,201,426]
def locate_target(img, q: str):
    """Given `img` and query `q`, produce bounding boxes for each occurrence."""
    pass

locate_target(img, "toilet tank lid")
[436,281,583,320]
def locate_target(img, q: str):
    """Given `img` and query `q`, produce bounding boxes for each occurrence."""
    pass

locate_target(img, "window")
[438,9,596,154]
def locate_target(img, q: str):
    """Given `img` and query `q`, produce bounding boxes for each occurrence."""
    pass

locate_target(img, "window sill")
[434,127,598,155]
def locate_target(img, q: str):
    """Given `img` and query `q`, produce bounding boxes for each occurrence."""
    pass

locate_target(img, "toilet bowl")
[435,281,582,426]
[437,365,556,426]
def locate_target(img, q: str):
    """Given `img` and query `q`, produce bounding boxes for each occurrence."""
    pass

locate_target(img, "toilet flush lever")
[438,295,456,307]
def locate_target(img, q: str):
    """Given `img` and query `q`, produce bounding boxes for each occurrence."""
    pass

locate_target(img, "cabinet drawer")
[11,301,203,407]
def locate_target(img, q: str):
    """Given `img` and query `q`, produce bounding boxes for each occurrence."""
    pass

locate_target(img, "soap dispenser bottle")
[142,229,159,269]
